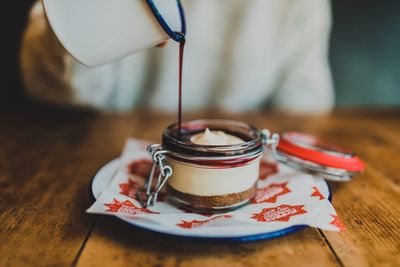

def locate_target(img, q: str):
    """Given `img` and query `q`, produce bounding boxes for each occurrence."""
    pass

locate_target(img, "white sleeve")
[20,1,77,107]
[21,2,147,111]
[272,0,334,114]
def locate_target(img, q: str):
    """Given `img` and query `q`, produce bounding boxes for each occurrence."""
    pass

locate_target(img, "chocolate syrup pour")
[176,32,186,135]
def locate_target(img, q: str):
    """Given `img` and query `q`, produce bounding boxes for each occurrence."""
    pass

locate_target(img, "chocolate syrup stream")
[176,32,186,134]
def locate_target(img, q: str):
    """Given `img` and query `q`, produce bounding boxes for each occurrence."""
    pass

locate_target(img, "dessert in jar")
[138,119,279,213]
[137,120,365,213]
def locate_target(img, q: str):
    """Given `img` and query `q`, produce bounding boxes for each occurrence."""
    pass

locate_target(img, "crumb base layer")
[166,184,256,213]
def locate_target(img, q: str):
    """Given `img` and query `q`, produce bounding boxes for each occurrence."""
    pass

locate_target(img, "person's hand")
[156,41,168,47]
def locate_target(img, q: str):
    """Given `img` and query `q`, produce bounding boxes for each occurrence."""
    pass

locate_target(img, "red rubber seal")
[277,132,365,172]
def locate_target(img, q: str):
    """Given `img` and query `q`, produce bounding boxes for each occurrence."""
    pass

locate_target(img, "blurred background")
[3,0,400,110]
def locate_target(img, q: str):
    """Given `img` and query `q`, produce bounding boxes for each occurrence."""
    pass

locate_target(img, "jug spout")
[146,0,186,42]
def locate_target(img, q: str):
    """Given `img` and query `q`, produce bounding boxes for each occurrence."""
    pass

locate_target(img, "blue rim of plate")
[89,159,332,243]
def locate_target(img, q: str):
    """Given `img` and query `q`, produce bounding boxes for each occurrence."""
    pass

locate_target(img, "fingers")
[156,41,168,48]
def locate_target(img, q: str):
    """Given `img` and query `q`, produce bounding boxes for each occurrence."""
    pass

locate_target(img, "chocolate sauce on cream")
[190,128,244,145]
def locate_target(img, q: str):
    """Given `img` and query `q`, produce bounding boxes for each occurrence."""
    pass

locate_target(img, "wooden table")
[1,107,399,267]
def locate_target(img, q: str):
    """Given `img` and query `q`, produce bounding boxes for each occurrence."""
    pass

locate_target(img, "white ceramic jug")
[42,0,186,66]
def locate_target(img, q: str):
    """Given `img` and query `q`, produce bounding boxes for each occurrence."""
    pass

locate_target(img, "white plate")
[90,159,331,242]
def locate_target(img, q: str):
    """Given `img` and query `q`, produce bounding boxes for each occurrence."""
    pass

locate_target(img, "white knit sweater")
[21,0,334,113]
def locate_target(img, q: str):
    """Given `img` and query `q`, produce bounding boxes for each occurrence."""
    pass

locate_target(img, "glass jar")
[137,119,365,213]
[138,119,278,213]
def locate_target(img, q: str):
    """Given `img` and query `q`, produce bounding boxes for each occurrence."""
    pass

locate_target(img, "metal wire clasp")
[261,129,285,161]
[137,144,173,208]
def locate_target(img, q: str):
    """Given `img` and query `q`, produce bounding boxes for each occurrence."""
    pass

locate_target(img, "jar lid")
[277,132,365,181]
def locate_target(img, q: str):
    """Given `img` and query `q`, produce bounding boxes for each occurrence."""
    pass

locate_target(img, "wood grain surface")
[0,107,399,267]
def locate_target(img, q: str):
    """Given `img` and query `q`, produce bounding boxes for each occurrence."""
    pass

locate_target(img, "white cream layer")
[190,128,244,145]
[166,157,261,196]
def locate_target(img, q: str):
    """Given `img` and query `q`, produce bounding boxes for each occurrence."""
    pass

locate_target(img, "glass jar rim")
[162,119,264,158]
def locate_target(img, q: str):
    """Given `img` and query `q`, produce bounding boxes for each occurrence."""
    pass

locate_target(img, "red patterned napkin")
[87,139,345,233]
